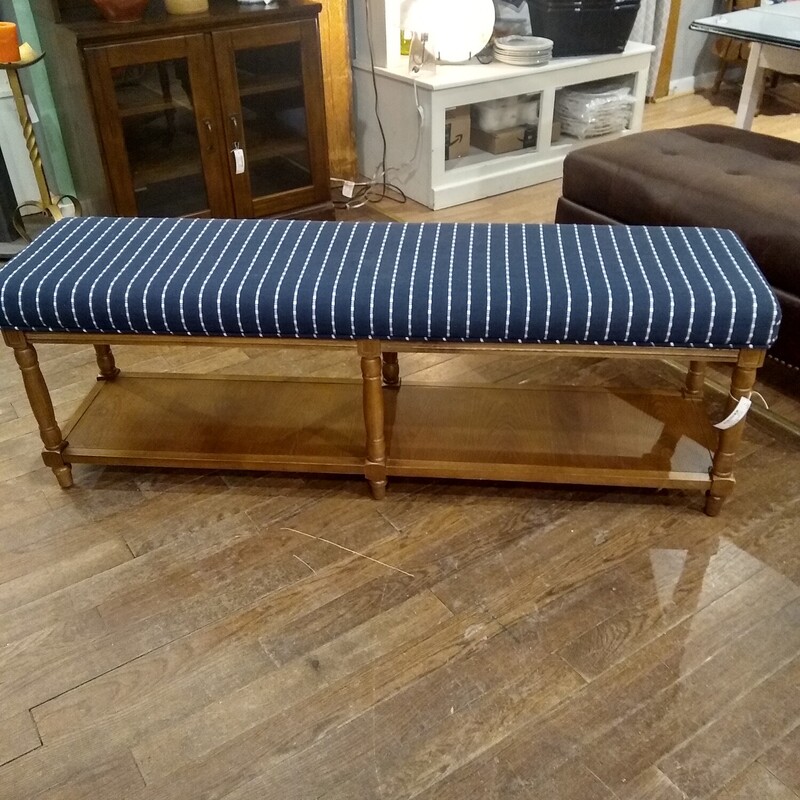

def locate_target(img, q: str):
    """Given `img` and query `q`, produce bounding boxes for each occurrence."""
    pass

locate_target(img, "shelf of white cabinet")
[352,42,654,210]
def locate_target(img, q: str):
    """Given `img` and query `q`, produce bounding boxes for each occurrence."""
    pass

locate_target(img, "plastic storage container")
[472,95,540,132]
[525,0,640,57]
[555,80,635,138]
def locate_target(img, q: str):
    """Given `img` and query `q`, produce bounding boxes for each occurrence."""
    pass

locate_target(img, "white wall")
[0,71,39,204]
[670,0,722,93]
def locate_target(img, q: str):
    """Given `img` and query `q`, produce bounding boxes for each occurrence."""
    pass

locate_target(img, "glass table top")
[691,2,800,49]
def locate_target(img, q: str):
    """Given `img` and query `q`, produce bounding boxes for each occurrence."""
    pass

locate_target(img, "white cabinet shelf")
[353,43,654,210]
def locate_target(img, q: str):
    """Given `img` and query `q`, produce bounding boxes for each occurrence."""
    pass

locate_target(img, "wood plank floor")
[1,88,799,799]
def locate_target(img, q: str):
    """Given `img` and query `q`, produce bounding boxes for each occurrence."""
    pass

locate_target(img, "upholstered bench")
[0,216,781,514]
[556,124,800,371]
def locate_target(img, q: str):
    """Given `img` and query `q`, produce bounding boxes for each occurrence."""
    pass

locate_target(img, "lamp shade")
[404,0,496,63]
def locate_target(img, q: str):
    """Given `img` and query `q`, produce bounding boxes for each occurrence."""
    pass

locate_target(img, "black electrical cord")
[338,0,407,208]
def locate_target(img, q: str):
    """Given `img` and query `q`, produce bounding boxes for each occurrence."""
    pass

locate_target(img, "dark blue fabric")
[0,216,781,348]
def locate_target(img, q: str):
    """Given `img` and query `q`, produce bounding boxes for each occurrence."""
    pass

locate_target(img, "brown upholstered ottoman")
[556,124,800,371]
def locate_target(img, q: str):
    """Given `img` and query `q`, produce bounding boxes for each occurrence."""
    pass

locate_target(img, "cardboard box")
[471,124,538,155]
[445,106,471,160]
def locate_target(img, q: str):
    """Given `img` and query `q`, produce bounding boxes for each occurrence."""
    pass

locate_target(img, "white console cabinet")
[353,43,654,210]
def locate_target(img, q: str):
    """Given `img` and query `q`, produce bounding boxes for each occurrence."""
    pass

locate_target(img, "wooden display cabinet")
[30,0,334,220]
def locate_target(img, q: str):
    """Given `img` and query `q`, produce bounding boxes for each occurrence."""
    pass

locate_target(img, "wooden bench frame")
[3,328,765,515]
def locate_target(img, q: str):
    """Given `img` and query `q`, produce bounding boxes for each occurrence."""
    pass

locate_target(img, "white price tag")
[232,146,245,175]
[714,395,752,430]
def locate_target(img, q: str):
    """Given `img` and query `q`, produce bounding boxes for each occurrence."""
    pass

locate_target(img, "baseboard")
[668,69,740,96]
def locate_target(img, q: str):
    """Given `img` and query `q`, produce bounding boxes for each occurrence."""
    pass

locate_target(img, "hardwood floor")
[1,89,799,799]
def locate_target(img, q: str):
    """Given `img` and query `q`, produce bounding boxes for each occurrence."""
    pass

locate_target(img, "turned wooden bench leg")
[358,340,387,499]
[382,352,400,387]
[684,360,706,398]
[3,330,73,488]
[94,344,120,381]
[705,350,762,516]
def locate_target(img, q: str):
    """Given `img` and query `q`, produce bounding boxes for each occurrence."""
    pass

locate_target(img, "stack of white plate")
[493,35,554,66]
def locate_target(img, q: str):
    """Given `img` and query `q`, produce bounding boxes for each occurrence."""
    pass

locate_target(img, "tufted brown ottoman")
[556,124,800,371]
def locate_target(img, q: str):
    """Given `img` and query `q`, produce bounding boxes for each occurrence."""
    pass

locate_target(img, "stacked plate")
[493,35,554,66]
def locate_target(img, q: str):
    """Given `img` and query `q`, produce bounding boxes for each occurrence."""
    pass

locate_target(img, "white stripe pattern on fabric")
[623,227,655,341]
[427,223,442,339]
[368,225,392,337]
[310,222,342,337]
[465,224,474,339]
[84,218,143,331]
[0,219,84,326]
[522,227,531,341]
[589,225,614,341]
[676,227,717,344]
[539,229,552,339]
[215,221,260,336]
[572,226,593,341]
[70,218,136,331]
[503,224,512,339]
[711,229,759,344]
[197,220,247,336]
[387,223,408,338]
[445,225,458,339]
[152,219,204,334]
[330,224,358,339]
[233,220,278,336]
[349,222,376,337]
[692,228,737,344]
[606,228,635,342]
[725,231,779,344]
[405,225,424,339]
[291,224,325,337]
[50,218,117,330]
[484,225,492,338]
[106,219,168,332]
[658,226,696,343]
[555,226,573,340]
[272,221,311,338]
[254,223,294,336]
[177,222,231,336]
[640,227,675,342]
[23,219,101,330]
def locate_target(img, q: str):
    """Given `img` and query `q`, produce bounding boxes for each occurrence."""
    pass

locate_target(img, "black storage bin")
[526,0,641,57]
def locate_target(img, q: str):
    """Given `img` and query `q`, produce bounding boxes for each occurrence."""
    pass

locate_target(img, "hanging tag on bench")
[714,395,752,430]
[232,144,245,175]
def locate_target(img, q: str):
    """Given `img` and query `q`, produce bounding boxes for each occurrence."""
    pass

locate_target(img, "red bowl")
[92,0,149,22]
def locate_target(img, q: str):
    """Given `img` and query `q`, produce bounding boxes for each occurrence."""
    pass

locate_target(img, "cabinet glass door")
[84,36,231,218]
[213,22,330,218]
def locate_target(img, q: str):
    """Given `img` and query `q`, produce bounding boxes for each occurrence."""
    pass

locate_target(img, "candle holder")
[0,50,81,242]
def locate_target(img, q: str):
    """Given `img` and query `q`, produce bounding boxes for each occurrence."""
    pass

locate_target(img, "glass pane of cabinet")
[112,58,210,217]
[233,41,312,199]
[84,18,330,220]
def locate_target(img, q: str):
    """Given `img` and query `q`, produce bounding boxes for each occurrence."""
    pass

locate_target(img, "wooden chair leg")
[94,344,120,380]
[3,331,73,488]
[382,352,400,387]
[705,350,761,516]
[684,360,706,398]
[358,340,387,499]
[712,59,728,93]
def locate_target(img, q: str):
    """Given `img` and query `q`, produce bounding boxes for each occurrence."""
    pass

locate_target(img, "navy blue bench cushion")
[0,216,781,349]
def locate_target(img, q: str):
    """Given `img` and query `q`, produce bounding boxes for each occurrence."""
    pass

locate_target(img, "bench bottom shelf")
[61,372,715,491]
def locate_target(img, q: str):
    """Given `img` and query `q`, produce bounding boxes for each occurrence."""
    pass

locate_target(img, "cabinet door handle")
[229,113,239,132]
